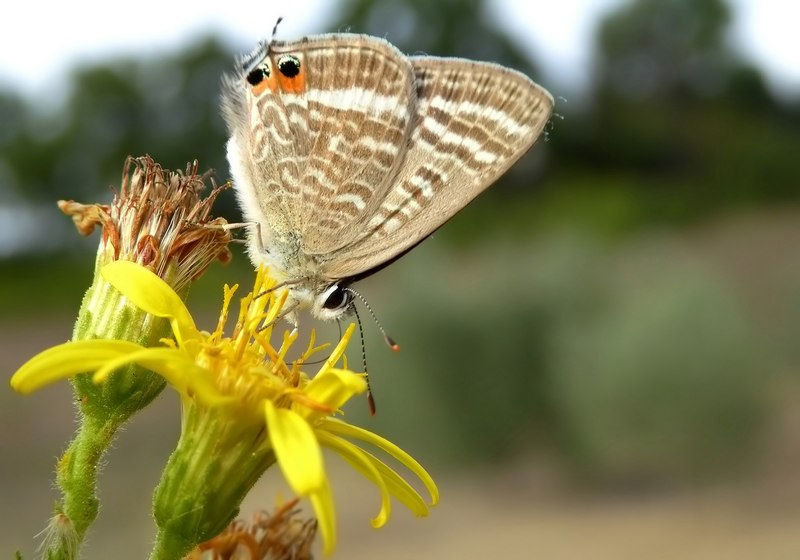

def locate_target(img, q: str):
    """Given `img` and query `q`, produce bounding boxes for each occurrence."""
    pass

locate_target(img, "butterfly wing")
[321,57,554,280]
[222,34,418,259]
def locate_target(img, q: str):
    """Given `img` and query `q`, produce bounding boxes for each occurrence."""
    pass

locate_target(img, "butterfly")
[221,31,553,323]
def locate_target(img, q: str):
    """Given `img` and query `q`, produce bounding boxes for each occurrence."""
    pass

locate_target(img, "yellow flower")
[11,261,438,556]
[12,157,233,560]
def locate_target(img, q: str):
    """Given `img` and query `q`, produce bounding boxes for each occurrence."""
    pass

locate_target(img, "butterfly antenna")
[346,287,400,352]
[347,304,377,416]
[271,17,284,41]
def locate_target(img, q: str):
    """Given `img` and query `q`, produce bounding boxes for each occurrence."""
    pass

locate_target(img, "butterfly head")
[311,283,355,322]
[275,273,355,324]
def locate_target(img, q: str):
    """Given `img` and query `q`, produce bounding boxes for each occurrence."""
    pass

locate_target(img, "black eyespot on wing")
[246,63,269,86]
[278,55,301,78]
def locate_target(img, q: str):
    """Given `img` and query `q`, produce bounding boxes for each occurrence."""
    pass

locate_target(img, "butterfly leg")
[210,220,300,330]
[255,299,300,332]
[210,221,266,251]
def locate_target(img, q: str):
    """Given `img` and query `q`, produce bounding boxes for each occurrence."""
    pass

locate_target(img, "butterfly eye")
[246,62,270,86]
[277,55,301,78]
[321,284,351,311]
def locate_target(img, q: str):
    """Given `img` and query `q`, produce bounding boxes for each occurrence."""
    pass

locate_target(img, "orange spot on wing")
[278,67,306,94]
[251,82,267,96]
[251,71,278,96]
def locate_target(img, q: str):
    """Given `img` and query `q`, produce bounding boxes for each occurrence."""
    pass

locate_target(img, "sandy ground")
[5,411,800,560]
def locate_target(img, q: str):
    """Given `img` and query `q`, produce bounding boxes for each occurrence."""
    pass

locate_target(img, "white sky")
[0,0,798,100]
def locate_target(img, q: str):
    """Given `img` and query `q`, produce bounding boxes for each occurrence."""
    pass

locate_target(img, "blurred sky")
[1,0,798,101]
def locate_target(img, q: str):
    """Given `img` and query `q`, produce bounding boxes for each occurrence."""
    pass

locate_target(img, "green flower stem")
[149,404,276,560]
[45,414,116,560]
[71,253,185,415]
[43,254,187,560]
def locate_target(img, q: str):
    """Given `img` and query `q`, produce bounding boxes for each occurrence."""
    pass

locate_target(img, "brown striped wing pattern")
[222,35,418,256]
[327,56,554,278]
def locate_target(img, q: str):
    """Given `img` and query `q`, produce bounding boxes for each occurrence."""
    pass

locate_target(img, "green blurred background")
[3,0,800,557]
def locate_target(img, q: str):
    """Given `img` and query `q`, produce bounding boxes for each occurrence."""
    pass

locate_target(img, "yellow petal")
[92,347,233,406]
[359,447,430,516]
[321,418,439,506]
[101,260,198,345]
[263,399,325,495]
[308,478,337,555]
[10,340,144,394]
[300,368,366,422]
[317,431,391,528]
[322,323,355,370]
[320,430,429,518]
[263,284,289,327]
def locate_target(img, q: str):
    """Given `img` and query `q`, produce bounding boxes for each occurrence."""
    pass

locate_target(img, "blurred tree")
[0,89,30,198]
[594,0,733,101]
[542,0,800,229]
[3,0,800,252]
[3,37,234,204]
[329,0,538,71]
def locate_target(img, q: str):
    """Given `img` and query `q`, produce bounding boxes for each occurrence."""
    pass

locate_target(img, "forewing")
[222,41,300,240]
[324,57,554,279]
[289,36,417,252]
[222,34,417,252]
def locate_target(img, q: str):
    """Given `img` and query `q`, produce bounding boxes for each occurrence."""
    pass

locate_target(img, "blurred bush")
[371,234,769,488]
[549,252,766,487]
